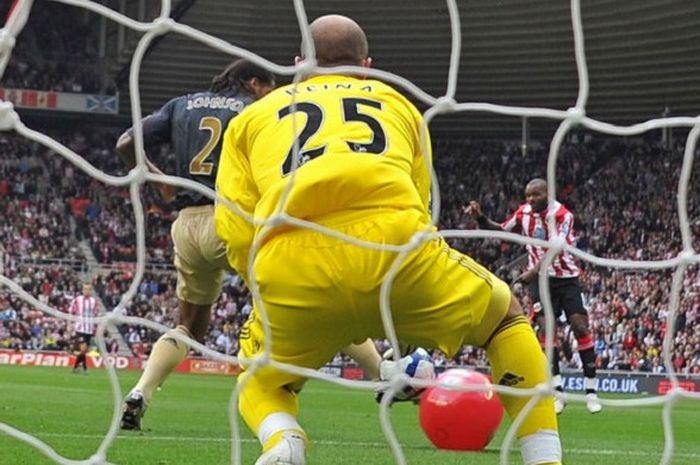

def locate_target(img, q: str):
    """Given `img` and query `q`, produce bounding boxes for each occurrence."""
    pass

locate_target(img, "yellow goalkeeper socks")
[133,325,190,401]
[486,316,561,464]
[238,371,301,436]
[238,371,308,462]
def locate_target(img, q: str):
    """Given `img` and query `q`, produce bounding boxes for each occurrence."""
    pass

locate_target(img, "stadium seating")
[2,2,112,94]
[1,126,698,374]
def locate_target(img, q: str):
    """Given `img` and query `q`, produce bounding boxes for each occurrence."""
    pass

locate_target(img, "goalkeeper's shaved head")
[305,15,369,67]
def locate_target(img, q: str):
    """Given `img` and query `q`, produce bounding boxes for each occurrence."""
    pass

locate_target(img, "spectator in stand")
[107,336,120,355]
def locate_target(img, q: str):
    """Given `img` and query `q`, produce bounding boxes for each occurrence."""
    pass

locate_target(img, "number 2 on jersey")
[278,98,387,175]
[189,116,222,175]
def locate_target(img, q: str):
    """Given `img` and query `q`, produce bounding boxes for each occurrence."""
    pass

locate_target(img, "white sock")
[551,374,562,390]
[585,377,597,391]
[258,413,303,447]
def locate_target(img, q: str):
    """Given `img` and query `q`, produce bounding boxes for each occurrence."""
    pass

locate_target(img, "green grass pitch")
[1,365,699,465]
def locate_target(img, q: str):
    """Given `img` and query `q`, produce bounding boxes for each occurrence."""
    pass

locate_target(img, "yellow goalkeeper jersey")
[214,74,432,276]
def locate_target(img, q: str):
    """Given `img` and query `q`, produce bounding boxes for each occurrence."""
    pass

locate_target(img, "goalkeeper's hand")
[375,347,435,405]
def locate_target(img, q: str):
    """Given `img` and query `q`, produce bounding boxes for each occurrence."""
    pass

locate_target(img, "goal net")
[0,1,698,465]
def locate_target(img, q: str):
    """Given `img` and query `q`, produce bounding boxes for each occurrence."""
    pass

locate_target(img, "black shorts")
[529,276,586,320]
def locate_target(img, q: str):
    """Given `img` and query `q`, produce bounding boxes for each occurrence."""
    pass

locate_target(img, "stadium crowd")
[1,263,83,352]
[2,2,111,94]
[436,137,700,375]
[0,128,177,352]
[0,129,176,266]
[96,269,250,358]
[1,123,698,376]
[0,134,83,263]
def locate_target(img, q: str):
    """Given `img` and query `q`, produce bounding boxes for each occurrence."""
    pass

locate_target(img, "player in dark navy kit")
[117,59,276,430]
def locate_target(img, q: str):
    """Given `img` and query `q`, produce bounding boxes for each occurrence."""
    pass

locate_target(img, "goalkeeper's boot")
[376,347,435,404]
[120,390,147,430]
[254,431,306,465]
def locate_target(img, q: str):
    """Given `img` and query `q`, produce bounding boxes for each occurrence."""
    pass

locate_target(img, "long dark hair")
[209,59,275,94]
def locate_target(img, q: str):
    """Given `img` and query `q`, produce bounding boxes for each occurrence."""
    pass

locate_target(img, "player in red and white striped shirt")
[468,178,602,414]
[69,283,99,374]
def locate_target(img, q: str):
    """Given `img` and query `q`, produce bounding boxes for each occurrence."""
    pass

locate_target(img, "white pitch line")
[32,433,700,459]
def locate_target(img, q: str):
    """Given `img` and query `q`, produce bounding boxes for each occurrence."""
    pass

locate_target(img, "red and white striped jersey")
[500,200,580,278]
[70,295,99,335]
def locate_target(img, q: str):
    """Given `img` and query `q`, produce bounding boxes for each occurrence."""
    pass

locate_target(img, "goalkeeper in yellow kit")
[215,14,562,465]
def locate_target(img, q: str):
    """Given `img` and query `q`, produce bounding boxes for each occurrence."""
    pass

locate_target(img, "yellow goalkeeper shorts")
[238,209,511,389]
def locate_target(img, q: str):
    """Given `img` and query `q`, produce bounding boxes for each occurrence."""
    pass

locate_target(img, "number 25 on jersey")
[278,97,387,175]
